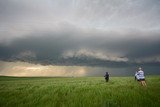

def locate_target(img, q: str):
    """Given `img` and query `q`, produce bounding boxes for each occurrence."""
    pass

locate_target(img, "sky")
[0,0,160,76]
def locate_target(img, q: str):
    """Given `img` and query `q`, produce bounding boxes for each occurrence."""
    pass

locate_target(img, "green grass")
[0,76,160,107]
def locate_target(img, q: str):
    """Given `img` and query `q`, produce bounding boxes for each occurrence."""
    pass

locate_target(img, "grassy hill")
[0,76,160,107]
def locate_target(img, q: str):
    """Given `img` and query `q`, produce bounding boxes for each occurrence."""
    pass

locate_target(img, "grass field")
[0,76,160,107]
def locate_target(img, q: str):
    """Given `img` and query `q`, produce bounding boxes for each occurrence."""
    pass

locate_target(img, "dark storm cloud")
[0,0,160,66]
[0,28,160,66]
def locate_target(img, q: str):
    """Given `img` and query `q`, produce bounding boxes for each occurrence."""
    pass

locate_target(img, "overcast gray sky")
[0,0,160,75]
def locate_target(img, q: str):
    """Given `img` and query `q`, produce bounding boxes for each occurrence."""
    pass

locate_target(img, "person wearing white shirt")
[137,67,147,86]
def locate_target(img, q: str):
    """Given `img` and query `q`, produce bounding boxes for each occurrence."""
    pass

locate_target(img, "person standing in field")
[104,72,109,82]
[136,67,147,86]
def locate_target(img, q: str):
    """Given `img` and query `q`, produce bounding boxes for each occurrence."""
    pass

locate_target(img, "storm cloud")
[0,29,160,67]
[0,0,160,68]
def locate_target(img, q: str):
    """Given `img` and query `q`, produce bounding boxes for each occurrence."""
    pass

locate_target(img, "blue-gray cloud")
[0,0,160,67]
[0,29,160,67]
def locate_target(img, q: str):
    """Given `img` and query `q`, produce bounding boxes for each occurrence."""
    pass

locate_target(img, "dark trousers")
[105,77,109,82]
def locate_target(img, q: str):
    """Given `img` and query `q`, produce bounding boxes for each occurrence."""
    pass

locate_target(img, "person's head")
[139,67,142,71]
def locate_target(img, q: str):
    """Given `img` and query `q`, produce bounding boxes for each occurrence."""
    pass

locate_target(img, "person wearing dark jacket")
[104,72,109,82]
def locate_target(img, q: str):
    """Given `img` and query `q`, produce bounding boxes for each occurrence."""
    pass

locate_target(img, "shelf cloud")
[0,0,160,76]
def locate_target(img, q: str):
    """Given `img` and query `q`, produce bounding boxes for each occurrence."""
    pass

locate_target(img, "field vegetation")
[0,76,160,107]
